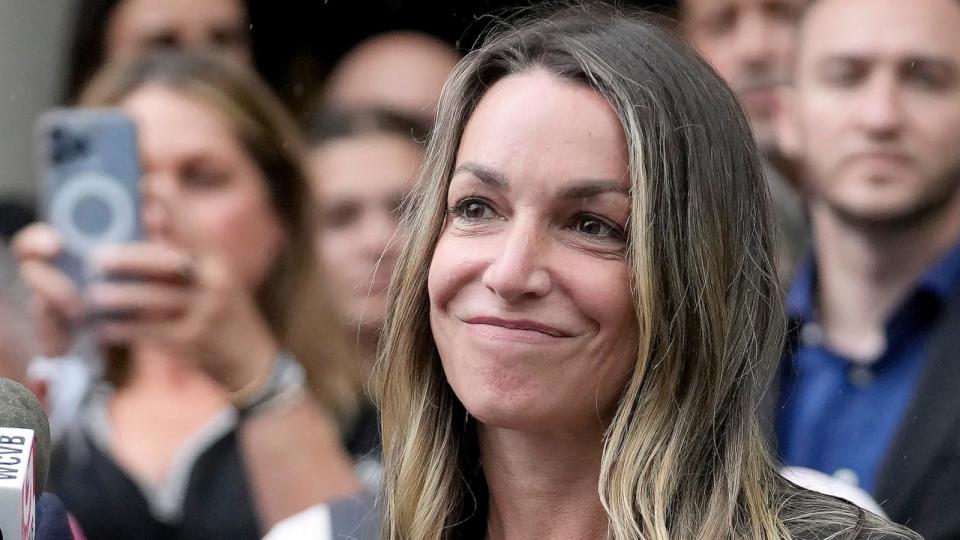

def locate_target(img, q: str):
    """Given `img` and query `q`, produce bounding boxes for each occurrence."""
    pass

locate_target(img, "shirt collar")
[916,240,960,302]
[786,258,816,323]
[787,240,960,323]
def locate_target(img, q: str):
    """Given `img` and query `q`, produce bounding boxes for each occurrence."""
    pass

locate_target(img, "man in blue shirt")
[774,0,960,537]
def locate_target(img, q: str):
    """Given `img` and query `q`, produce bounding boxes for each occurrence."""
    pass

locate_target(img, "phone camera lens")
[73,138,88,157]
[51,138,70,164]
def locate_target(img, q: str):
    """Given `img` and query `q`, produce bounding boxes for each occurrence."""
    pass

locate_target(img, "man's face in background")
[789,0,960,228]
[682,0,806,152]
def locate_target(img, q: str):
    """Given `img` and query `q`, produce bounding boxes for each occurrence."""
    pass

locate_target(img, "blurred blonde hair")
[375,5,917,540]
[80,50,360,424]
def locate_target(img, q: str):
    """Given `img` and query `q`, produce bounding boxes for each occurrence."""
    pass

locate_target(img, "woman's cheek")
[205,196,284,286]
[563,256,634,331]
[427,233,484,312]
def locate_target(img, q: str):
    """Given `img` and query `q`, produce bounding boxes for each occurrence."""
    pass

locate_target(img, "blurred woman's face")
[428,70,638,433]
[308,134,421,330]
[105,0,252,66]
[121,84,285,291]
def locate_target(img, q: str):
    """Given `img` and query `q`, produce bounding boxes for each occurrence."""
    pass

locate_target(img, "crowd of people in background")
[679,0,960,536]
[0,0,957,538]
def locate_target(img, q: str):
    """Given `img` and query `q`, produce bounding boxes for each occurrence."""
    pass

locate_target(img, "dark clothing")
[50,427,261,540]
[344,401,381,463]
[322,488,916,540]
[48,382,381,540]
[775,246,960,539]
[777,245,960,492]
[37,493,75,540]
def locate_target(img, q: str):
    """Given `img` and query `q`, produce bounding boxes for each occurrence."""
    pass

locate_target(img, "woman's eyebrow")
[559,180,629,200]
[453,163,628,199]
[452,162,509,188]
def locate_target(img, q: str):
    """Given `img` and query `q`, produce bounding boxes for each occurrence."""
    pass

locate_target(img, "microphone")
[0,378,52,540]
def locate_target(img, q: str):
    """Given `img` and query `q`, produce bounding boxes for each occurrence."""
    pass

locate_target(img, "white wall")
[0,0,73,201]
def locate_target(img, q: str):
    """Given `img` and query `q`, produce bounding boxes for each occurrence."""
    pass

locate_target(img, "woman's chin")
[459,391,564,432]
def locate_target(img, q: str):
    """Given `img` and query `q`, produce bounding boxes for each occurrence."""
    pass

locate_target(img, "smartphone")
[35,108,142,287]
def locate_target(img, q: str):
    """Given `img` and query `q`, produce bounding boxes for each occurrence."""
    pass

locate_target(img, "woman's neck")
[117,345,226,401]
[108,345,229,484]
[479,423,608,540]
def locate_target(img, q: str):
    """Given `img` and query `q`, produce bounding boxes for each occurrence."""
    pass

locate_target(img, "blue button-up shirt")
[776,243,960,494]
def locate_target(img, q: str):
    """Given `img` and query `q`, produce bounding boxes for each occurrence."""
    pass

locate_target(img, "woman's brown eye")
[456,198,495,220]
[574,215,622,239]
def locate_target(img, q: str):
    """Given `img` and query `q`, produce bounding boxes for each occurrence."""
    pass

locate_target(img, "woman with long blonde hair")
[376,5,919,539]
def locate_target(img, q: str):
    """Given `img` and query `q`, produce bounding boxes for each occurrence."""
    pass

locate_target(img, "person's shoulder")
[262,492,380,540]
[779,483,921,540]
[795,522,921,540]
[787,510,921,540]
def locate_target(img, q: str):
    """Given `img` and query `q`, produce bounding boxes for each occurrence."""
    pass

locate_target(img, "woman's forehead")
[122,85,241,154]
[454,71,629,189]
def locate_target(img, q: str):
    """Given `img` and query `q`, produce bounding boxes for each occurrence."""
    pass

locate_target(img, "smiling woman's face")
[428,70,639,433]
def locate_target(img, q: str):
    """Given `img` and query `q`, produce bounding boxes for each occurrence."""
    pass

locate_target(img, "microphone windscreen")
[0,378,51,493]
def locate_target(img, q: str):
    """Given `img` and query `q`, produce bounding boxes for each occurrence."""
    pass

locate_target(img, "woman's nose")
[141,174,176,241]
[481,219,551,304]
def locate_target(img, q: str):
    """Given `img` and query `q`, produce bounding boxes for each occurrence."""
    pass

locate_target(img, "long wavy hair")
[375,5,919,540]
[79,50,360,424]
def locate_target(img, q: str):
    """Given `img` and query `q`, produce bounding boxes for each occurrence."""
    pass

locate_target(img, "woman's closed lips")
[461,315,573,338]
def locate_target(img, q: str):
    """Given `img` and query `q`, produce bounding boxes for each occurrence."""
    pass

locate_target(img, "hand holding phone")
[22,107,278,390]
[13,224,81,358]
[13,108,142,356]
[35,108,142,288]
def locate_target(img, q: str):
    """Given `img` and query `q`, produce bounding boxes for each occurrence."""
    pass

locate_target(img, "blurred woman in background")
[306,108,428,370]
[16,51,362,539]
[304,108,428,466]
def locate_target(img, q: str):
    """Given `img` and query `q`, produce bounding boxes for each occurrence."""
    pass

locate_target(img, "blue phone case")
[35,108,142,287]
